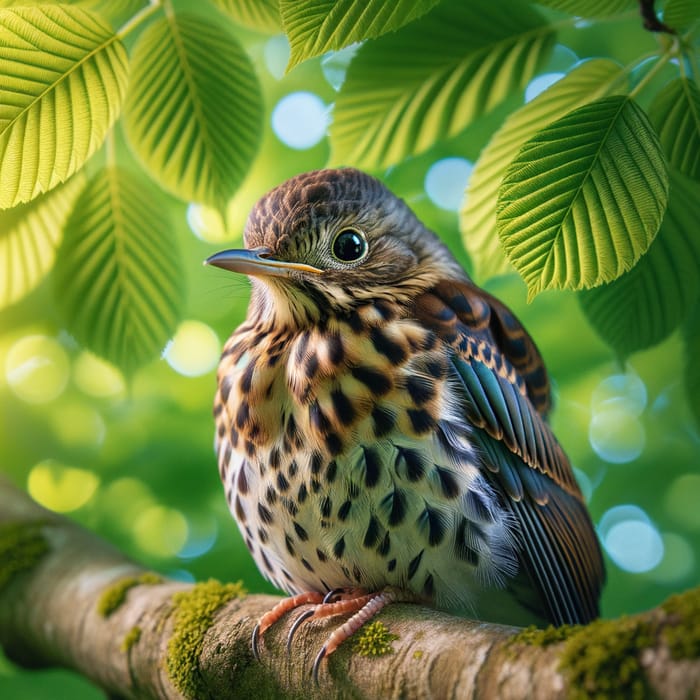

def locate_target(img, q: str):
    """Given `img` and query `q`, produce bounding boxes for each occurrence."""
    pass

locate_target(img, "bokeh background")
[1,3,698,697]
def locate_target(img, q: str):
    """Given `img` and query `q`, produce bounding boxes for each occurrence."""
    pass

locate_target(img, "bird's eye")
[331,228,368,263]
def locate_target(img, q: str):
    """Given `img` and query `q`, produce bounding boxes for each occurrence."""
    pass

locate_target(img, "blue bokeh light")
[271,92,330,149]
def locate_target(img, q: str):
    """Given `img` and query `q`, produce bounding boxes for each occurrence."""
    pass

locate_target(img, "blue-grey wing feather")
[415,280,605,625]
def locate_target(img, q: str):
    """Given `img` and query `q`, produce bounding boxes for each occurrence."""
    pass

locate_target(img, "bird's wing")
[414,280,605,625]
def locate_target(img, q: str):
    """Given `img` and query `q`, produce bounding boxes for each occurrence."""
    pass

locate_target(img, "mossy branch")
[0,476,698,699]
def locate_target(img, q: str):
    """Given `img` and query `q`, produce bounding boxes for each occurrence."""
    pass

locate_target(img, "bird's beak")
[204,247,323,277]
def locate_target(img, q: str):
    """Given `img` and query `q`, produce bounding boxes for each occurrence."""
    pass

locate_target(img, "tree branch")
[638,0,674,34]
[0,477,697,699]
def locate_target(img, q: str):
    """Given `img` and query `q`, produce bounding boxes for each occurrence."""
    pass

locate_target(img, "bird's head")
[206,168,466,326]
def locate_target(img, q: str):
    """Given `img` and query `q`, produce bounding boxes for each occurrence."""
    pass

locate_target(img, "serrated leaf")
[684,304,700,429]
[497,95,669,299]
[0,5,128,209]
[211,0,281,33]
[649,78,700,180]
[463,59,625,282]
[281,0,439,70]
[330,0,554,169]
[0,0,146,21]
[123,13,262,210]
[0,176,84,309]
[53,168,184,375]
[664,0,700,29]
[534,0,637,16]
[580,170,700,357]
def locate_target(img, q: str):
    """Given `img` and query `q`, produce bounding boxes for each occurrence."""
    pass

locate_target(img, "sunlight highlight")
[99,478,155,528]
[321,44,360,91]
[272,92,329,149]
[6,335,69,404]
[525,72,565,102]
[589,372,647,463]
[599,505,664,573]
[264,35,290,79]
[133,505,189,557]
[178,514,218,559]
[186,203,230,243]
[164,320,220,377]
[73,351,125,399]
[424,158,473,211]
[592,372,647,416]
[27,460,100,513]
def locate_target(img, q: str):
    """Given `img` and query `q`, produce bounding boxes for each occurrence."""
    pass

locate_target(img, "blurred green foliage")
[0,0,699,696]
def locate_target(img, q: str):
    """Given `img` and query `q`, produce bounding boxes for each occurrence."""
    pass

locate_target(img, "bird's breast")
[213,304,517,610]
[215,305,452,457]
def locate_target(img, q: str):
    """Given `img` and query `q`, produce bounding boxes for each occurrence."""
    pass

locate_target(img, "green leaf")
[497,95,669,299]
[648,78,700,180]
[72,0,148,27]
[0,0,146,21]
[534,0,637,16]
[0,0,46,7]
[281,0,439,70]
[123,13,263,210]
[580,170,700,357]
[663,0,700,29]
[330,0,554,169]
[0,5,128,209]
[0,176,84,310]
[463,59,625,282]
[684,304,700,429]
[53,168,184,375]
[211,0,281,33]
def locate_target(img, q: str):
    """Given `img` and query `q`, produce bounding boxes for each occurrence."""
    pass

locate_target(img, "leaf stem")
[606,50,659,94]
[117,0,162,41]
[689,51,700,84]
[680,26,700,84]
[627,38,679,99]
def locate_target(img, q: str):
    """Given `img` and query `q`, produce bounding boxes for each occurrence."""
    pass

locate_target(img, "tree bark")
[0,477,697,699]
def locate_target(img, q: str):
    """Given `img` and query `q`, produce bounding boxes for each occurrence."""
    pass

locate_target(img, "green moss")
[121,626,142,652]
[559,616,656,700]
[661,588,700,660]
[509,587,700,695]
[166,579,246,699]
[0,521,49,593]
[508,623,580,648]
[353,620,399,657]
[97,572,163,618]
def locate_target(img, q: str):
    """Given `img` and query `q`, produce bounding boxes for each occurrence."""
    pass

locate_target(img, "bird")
[206,167,605,679]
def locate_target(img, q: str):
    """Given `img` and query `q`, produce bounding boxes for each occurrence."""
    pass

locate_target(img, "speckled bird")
[206,168,604,676]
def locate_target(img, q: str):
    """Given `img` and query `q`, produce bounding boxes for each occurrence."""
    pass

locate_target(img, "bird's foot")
[251,591,325,660]
[307,588,401,684]
[251,587,403,684]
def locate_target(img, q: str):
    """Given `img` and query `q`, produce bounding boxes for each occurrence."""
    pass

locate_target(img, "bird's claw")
[251,622,262,661]
[312,645,327,686]
[322,587,345,604]
[250,591,325,659]
[286,608,315,654]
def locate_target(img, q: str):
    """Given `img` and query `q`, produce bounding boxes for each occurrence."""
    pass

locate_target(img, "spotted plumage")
[207,168,604,672]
